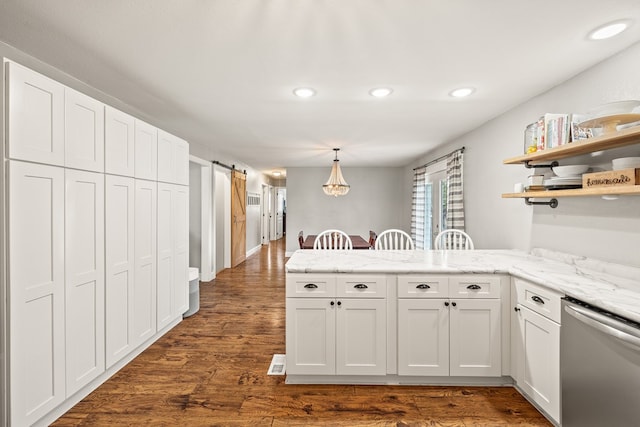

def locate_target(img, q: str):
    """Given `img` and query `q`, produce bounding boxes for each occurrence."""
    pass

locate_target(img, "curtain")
[411,166,426,249]
[445,149,465,230]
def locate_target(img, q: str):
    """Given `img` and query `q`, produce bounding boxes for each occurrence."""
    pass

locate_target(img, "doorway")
[423,163,447,249]
[188,156,214,281]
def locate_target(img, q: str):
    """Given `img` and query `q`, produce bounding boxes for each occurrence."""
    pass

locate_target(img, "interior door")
[231,170,246,267]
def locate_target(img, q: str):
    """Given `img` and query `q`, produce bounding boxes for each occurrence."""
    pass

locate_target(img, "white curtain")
[445,149,465,230]
[410,166,426,249]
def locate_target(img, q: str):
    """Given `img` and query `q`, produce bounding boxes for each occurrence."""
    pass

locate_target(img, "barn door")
[231,170,246,267]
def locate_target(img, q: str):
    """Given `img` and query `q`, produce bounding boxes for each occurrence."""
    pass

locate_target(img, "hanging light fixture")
[322,148,350,197]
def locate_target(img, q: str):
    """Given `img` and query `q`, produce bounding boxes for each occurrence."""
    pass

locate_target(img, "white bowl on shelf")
[552,165,589,177]
[612,157,640,170]
[586,100,640,118]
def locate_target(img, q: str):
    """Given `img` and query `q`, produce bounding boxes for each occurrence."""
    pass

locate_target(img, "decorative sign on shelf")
[582,168,640,188]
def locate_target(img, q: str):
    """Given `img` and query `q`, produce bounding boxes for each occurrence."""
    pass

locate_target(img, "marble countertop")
[286,248,640,324]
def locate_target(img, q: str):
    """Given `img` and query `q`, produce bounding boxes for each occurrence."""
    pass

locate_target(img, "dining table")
[301,234,371,250]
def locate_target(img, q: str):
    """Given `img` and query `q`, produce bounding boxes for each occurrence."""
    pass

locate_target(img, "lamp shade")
[322,149,350,197]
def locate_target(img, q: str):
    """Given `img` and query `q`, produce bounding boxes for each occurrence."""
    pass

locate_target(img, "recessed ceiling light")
[588,20,629,40]
[449,87,475,98]
[369,87,393,98]
[272,171,281,177]
[293,87,316,98]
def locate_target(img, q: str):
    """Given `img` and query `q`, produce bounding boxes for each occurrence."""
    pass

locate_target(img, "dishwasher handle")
[564,303,640,351]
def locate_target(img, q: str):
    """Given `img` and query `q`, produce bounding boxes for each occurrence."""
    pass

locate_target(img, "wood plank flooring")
[53,239,551,426]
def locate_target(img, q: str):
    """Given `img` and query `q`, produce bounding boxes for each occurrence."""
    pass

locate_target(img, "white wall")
[407,41,640,267]
[286,167,406,254]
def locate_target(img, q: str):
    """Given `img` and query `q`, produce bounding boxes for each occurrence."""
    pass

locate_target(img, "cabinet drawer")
[337,275,386,298]
[515,278,562,323]
[449,276,501,299]
[286,274,336,298]
[397,275,449,298]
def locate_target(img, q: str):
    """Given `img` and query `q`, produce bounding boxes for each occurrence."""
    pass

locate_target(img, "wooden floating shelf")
[502,185,640,199]
[503,126,640,165]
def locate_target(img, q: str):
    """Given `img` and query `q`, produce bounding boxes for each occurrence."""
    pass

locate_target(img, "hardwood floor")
[53,239,551,426]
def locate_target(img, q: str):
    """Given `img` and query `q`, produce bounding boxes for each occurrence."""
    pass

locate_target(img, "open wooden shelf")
[502,185,640,199]
[503,125,640,165]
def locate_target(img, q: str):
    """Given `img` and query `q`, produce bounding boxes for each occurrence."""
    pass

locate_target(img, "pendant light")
[322,148,350,197]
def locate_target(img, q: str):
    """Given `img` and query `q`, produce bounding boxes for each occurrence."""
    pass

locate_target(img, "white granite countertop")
[285,248,640,324]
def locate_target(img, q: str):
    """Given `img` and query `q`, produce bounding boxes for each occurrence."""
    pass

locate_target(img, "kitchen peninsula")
[285,248,640,425]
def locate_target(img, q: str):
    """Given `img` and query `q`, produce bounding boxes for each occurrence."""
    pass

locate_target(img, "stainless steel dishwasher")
[561,297,640,426]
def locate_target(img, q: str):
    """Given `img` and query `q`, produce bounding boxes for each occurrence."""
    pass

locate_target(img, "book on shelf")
[543,113,570,149]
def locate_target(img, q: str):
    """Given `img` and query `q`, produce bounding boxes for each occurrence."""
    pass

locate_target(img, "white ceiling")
[2,1,640,175]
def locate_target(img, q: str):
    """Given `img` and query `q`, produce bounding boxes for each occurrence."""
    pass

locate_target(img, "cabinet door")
[64,88,105,172]
[449,299,501,377]
[173,184,189,316]
[105,175,135,367]
[336,298,386,375]
[157,183,175,329]
[6,61,65,166]
[286,298,336,375]
[174,137,189,185]
[157,130,175,183]
[134,180,157,343]
[105,106,135,177]
[518,306,560,422]
[9,161,65,426]
[134,120,157,180]
[64,169,105,396]
[397,299,449,376]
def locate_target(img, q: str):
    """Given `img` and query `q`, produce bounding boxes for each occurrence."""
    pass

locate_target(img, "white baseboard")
[246,244,261,258]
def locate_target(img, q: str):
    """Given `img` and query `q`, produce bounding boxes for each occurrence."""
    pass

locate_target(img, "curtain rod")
[211,160,246,174]
[413,146,465,171]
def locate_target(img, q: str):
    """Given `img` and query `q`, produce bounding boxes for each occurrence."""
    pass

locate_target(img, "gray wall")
[189,162,202,269]
[407,40,640,267]
[286,167,406,254]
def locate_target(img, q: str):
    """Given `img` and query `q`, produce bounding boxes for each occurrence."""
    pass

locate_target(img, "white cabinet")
[157,183,189,329]
[134,179,157,343]
[105,175,135,367]
[64,88,104,172]
[105,106,135,177]
[134,119,157,181]
[512,278,561,424]
[6,60,65,166]
[158,130,189,185]
[8,161,65,426]
[286,274,387,376]
[64,170,105,396]
[397,275,502,377]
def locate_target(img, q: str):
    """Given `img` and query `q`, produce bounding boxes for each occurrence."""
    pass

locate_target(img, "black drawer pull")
[531,295,545,304]
[304,283,318,289]
[416,284,431,289]
[467,284,481,290]
[354,284,368,289]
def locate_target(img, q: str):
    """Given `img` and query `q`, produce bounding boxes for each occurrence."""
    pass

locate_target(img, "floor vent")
[267,354,286,375]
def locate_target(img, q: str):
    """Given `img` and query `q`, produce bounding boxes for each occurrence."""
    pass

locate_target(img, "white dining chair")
[313,229,353,250]
[375,229,414,250]
[434,229,474,250]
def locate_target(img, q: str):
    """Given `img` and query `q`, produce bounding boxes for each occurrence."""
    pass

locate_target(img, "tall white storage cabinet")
[134,180,158,344]
[4,59,189,426]
[105,175,135,368]
[8,161,66,426]
[64,170,105,396]
[158,130,189,185]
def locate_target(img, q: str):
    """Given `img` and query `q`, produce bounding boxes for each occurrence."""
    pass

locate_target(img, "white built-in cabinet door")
[6,60,65,166]
[285,298,336,375]
[449,299,502,376]
[105,175,135,368]
[134,120,157,181]
[134,179,157,344]
[157,183,175,329]
[64,88,104,172]
[64,169,105,396]
[157,130,189,185]
[397,299,449,376]
[173,184,190,315]
[8,161,65,427]
[105,106,135,177]
[336,298,386,375]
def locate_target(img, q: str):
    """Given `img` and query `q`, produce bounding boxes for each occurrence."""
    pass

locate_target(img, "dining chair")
[368,230,377,248]
[298,230,304,249]
[375,229,414,250]
[313,229,353,250]
[434,229,474,250]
